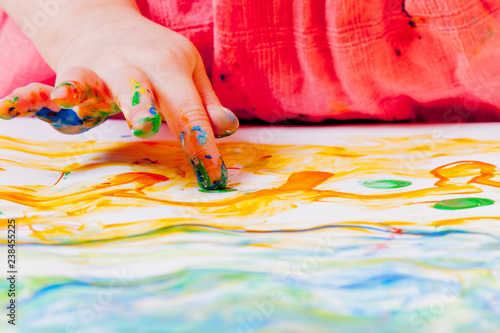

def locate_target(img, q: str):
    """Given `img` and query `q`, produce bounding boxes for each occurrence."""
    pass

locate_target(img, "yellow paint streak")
[0,134,499,244]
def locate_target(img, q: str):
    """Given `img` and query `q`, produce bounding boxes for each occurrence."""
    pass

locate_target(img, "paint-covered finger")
[0,83,56,119]
[193,54,239,138]
[52,67,113,107]
[153,74,227,190]
[205,105,240,138]
[51,67,121,129]
[0,83,98,134]
[111,69,162,139]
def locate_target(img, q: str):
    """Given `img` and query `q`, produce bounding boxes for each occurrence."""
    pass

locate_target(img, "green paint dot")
[12,97,19,102]
[199,188,237,193]
[434,198,495,210]
[132,91,140,106]
[361,180,412,189]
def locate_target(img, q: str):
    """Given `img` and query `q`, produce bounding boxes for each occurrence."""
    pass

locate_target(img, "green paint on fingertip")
[191,158,228,191]
[131,112,162,139]
[132,128,147,138]
[150,112,162,134]
[434,198,495,210]
[132,91,140,106]
[361,180,412,189]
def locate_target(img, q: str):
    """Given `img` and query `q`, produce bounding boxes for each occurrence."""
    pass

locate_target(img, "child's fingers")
[153,71,228,190]
[0,83,56,119]
[193,53,239,138]
[108,67,162,139]
[51,67,121,129]
[52,67,112,107]
[0,83,102,134]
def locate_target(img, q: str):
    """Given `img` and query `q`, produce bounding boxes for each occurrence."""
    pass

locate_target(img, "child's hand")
[0,2,239,190]
[0,80,122,134]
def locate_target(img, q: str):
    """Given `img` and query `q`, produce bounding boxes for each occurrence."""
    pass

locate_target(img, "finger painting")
[1,120,499,332]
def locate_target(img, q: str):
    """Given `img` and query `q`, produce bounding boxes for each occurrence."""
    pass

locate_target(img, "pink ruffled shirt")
[2,0,500,122]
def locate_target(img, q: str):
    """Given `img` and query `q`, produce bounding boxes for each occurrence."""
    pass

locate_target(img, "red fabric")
[0,10,55,95]
[2,1,500,123]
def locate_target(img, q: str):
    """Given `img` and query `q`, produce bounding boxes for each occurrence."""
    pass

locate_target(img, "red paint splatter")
[40,91,49,102]
[389,228,403,234]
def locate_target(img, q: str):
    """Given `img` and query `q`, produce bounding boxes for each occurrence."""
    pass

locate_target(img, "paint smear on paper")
[0,132,500,332]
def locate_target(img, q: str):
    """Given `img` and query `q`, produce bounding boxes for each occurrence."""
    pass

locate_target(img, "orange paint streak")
[29,91,38,104]
[0,134,499,244]
[431,161,500,187]
[53,172,65,186]
[93,172,169,193]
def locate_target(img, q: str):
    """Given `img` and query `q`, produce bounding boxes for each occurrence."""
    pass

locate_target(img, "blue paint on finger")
[191,126,207,145]
[36,108,84,128]
[34,107,102,135]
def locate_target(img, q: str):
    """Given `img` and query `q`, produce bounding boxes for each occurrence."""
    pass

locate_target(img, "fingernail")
[52,82,82,108]
[179,131,228,190]
[190,157,228,190]
[206,105,240,138]
[130,107,162,139]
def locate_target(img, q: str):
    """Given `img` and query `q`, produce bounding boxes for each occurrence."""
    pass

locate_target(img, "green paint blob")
[112,103,122,113]
[132,91,140,106]
[132,113,161,139]
[434,198,495,210]
[12,97,19,102]
[133,128,147,137]
[361,180,412,189]
[199,188,237,193]
[150,112,161,134]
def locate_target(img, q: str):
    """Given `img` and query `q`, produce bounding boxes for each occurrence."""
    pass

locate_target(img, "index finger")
[152,73,228,190]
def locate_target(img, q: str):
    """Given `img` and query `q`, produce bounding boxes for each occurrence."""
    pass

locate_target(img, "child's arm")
[0,0,238,190]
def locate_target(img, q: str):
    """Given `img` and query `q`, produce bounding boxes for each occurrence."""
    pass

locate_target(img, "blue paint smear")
[205,155,213,159]
[191,126,207,145]
[35,107,83,129]
[28,281,91,301]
